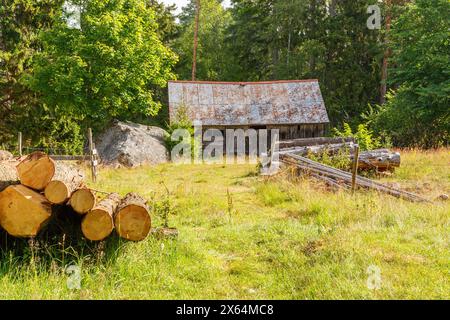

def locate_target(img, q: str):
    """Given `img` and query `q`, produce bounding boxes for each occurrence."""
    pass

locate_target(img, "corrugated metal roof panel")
[168,80,330,126]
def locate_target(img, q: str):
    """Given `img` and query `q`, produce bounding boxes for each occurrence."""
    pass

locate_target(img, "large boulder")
[96,120,169,168]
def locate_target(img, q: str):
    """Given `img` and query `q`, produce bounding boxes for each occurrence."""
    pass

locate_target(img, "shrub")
[333,122,382,151]
[307,147,351,171]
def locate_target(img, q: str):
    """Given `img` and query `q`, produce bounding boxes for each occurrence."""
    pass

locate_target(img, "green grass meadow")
[0,149,449,299]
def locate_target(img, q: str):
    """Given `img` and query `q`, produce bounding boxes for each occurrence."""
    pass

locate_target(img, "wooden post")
[351,144,360,194]
[88,128,97,182]
[18,132,22,156]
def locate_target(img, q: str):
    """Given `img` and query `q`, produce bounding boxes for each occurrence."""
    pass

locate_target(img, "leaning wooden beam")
[281,153,429,203]
[356,150,401,170]
[281,157,349,190]
[310,172,349,190]
[282,157,419,201]
[296,156,426,202]
[275,142,354,156]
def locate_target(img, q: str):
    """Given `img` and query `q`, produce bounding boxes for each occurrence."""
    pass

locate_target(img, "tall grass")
[0,150,448,299]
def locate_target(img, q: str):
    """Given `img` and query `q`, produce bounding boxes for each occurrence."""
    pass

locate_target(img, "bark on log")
[0,184,53,237]
[82,193,120,241]
[0,162,19,192]
[16,152,55,190]
[114,193,151,241]
[69,188,96,214]
[44,163,85,204]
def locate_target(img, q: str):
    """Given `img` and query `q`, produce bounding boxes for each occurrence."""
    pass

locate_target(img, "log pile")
[280,153,429,203]
[0,152,152,241]
[265,137,428,202]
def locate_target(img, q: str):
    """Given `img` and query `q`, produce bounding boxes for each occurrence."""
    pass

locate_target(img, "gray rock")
[96,120,169,168]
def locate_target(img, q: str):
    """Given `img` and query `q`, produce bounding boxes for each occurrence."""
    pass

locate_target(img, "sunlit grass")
[0,149,448,299]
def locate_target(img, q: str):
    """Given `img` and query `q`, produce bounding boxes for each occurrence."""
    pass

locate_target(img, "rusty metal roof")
[168,80,329,126]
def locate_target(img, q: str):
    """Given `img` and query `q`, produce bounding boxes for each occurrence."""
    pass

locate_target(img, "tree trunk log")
[82,193,120,241]
[114,193,151,241]
[69,188,96,214]
[44,163,85,204]
[0,161,19,192]
[0,150,13,161]
[356,150,401,170]
[16,152,55,190]
[277,137,355,149]
[0,184,53,237]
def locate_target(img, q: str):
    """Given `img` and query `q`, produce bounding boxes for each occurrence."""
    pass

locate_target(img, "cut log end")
[70,188,96,214]
[81,193,120,241]
[16,152,55,190]
[82,209,114,241]
[0,185,52,237]
[115,204,151,241]
[45,180,70,204]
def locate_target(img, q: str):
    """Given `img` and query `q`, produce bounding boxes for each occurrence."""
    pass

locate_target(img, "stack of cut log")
[0,152,151,241]
[278,153,429,203]
[263,137,428,202]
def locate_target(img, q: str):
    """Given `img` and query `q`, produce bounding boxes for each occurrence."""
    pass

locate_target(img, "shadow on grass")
[0,206,126,276]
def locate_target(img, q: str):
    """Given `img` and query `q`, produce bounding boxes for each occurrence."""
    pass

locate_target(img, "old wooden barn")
[168,79,330,141]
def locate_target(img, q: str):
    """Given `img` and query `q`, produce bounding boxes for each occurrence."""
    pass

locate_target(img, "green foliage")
[174,0,232,80]
[366,0,450,148]
[333,122,382,151]
[307,147,351,171]
[25,0,177,137]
